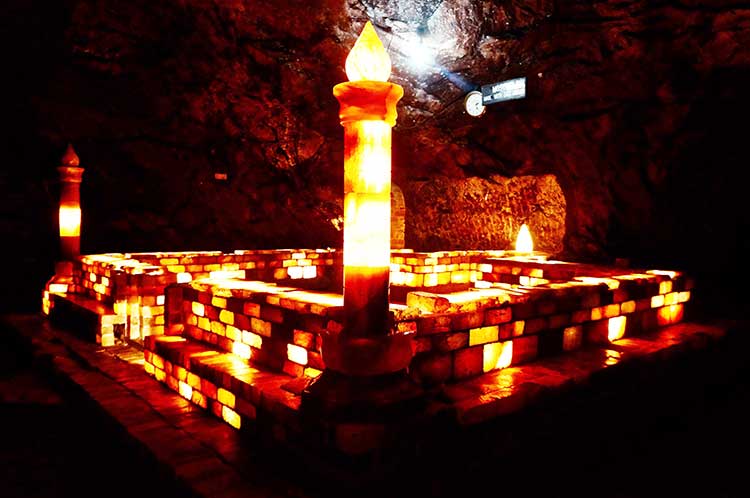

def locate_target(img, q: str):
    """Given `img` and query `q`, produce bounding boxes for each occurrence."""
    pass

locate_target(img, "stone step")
[143,335,302,431]
[49,293,124,346]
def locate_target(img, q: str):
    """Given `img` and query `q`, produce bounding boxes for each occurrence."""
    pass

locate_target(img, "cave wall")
[2,0,749,310]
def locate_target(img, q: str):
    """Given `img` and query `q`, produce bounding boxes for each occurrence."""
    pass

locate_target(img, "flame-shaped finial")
[345,21,391,82]
[515,224,533,253]
[61,144,80,167]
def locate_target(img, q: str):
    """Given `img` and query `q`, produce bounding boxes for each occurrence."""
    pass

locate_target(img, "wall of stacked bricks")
[137,249,692,435]
[45,248,692,392]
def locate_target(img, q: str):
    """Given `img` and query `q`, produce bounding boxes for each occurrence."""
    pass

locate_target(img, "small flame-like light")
[345,21,391,82]
[515,223,533,253]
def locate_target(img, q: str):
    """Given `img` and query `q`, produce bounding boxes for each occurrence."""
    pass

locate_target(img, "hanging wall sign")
[481,77,526,105]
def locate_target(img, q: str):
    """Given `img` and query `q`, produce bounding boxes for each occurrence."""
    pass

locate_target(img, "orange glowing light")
[515,224,533,253]
[345,21,391,82]
[607,316,627,342]
[59,206,81,237]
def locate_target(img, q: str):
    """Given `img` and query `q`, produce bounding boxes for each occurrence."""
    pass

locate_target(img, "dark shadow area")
[0,325,191,498]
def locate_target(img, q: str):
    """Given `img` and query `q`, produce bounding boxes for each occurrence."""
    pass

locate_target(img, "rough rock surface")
[2,0,749,308]
[403,175,565,252]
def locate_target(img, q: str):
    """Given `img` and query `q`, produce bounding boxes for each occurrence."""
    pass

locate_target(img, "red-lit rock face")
[5,1,750,284]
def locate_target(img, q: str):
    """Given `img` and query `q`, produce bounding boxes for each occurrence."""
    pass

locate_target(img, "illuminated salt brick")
[178,380,193,400]
[591,304,620,320]
[186,372,201,389]
[192,302,205,316]
[217,388,236,409]
[205,264,221,271]
[512,336,538,365]
[225,325,240,341]
[423,273,439,287]
[232,341,252,360]
[100,334,115,347]
[273,268,288,280]
[657,304,684,326]
[192,390,208,409]
[469,325,499,346]
[678,291,691,303]
[288,266,304,279]
[608,316,627,342]
[156,295,165,306]
[651,295,665,308]
[89,272,97,282]
[243,302,261,317]
[659,280,673,295]
[212,296,227,308]
[621,300,636,314]
[303,265,317,279]
[242,330,263,349]
[151,354,165,370]
[222,406,242,429]
[304,367,323,378]
[219,310,234,325]
[453,346,484,379]
[144,362,155,375]
[48,283,69,293]
[173,365,187,382]
[287,344,309,365]
[187,314,198,326]
[155,368,166,382]
[198,317,210,331]
[176,272,192,283]
[437,272,451,285]
[664,292,679,306]
[160,258,179,265]
[563,326,583,351]
[482,341,513,372]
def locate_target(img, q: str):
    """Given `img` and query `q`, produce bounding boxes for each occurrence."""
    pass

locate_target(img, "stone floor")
[1,312,750,497]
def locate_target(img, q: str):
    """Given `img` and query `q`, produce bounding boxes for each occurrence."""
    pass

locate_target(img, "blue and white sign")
[481,77,526,105]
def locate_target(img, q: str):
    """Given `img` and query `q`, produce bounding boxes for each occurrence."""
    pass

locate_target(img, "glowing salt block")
[59,206,81,237]
[483,341,514,372]
[232,341,252,360]
[178,380,193,401]
[287,344,309,366]
[607,316,627,342]
[288,266,304,279]
[48,283,69,294]
[515,224,533,253]
[192,302,205,317]
[89,273,97,282]
[212,296,227,308]
[222,406,241,429]
[219,310,234,325]
[176,272,192,283]
[659,280,673,295]
[657,304,684,326]
[650,295,665,308]
[345,21,391,82]
[242,330,263,349]
[217,388,236,409]
[302,265,317,279]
